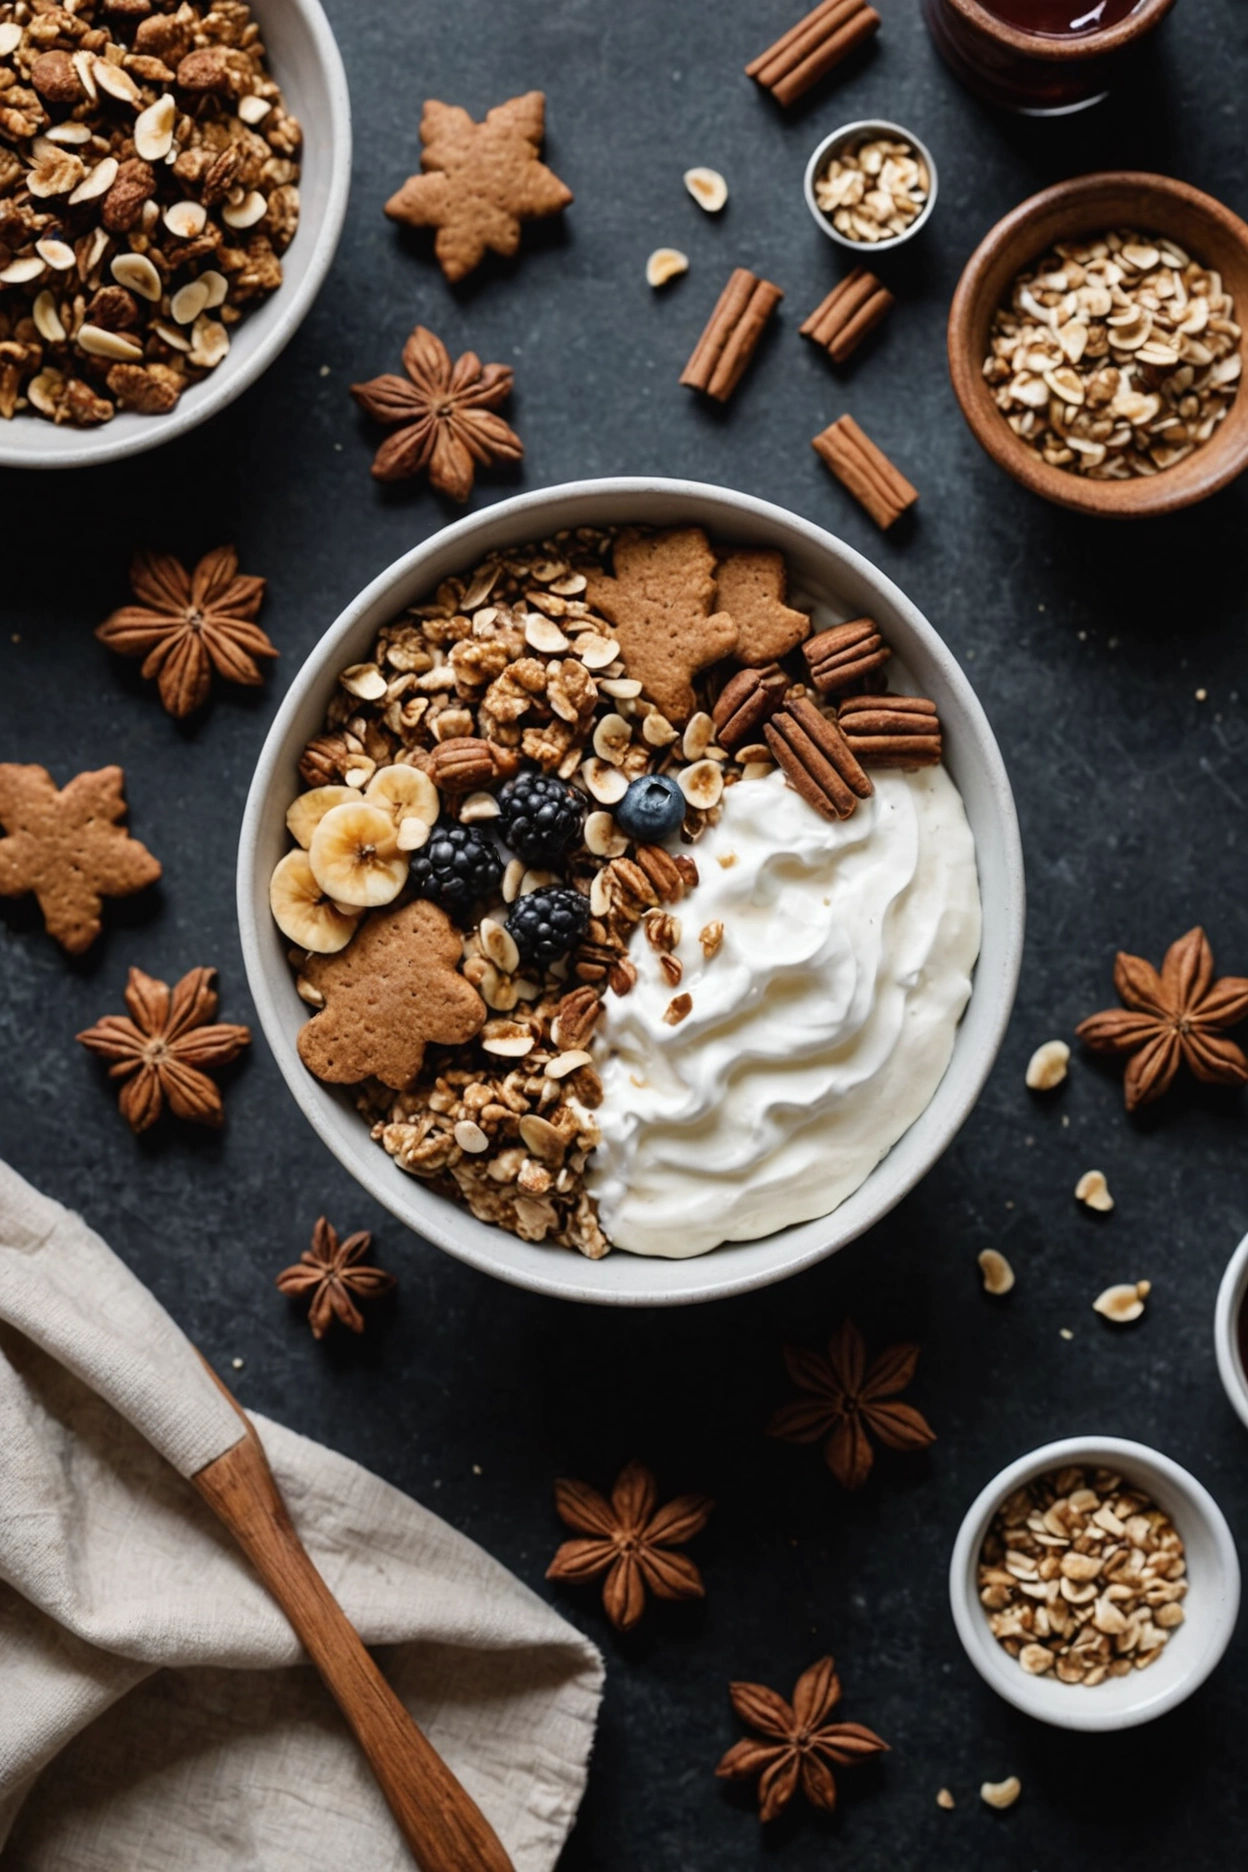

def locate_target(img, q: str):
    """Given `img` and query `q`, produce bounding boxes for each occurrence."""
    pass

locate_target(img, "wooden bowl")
[948,172,1248,518]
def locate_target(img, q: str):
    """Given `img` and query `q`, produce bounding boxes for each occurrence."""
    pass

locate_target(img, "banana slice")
[308,801,408,908]
[286,784,358,849]
[366,763,439,827]
[270,850,362,953]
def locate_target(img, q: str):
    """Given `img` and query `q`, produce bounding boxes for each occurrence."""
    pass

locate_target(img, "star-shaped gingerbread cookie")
[714,549,812,666]
[584,529,738,724]
[385,92,573,284]
[297,898,485,1090]
[0,764,161,954]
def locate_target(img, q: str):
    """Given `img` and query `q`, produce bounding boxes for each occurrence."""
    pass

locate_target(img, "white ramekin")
[1214,1232,1248,1430]
[803,118,939,255]
[0,0,350,471]
[238,477,1024,1306]
[950,1435,1240,1731]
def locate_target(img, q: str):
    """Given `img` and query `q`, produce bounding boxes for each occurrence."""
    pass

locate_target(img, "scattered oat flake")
[978,1248,1015,1295]
[1093,1280,1150,1323]
[980,1776,1021,1810]
[1060,1327,1074,1340]
[1025,1038,1069,1090]
[1075,1168,1114,1212]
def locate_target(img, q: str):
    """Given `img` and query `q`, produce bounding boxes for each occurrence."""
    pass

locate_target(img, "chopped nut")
[815,135,929,244]
[978,1249,1015,1295]
[980,1777,1021,1811]
[683,167,728,213]
[1093,1280,1149,1323]
[646,247,689,288]
[663,992,693,1026]
[936,1788,955,1810]
[1075,1169,1114,1212]
[1025,1038,1070,1090]
[699,920,724,960]
[677,759,724,810]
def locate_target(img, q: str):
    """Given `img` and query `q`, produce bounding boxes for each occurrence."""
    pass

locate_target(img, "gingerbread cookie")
[384,92,573,284]
[714,549,811,666]
[584,529,738,725]
[0,764,161,954]
[297,898,485,1090]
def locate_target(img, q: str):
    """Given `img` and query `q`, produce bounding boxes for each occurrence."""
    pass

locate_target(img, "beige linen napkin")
[0,1162,603,1871]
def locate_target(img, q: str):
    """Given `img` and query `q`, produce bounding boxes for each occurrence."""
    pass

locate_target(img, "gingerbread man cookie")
[384,93,573,284]
[0,763,161,954]
[713,549,811,667]
[584,529,738,725]
[297,898,485,1090]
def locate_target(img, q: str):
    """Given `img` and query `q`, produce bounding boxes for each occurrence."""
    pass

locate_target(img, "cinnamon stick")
[681,268,784,403]
[747,0,880,107]
[812,415,917,530]
[801,268,894,364]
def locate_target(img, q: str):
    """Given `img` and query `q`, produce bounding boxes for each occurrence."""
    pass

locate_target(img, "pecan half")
[803,618,891,694]
[429,736,497,793]
[711,662,788,749]
[551,984,601,1051]
[765,697,872,821]
[634,842,685,903]
[838,694,942,768]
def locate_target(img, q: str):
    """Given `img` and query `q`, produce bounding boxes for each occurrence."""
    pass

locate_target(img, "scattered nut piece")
[1025,1038,1070,1091]
[683,167,728,213]
[1093,1280,1149,1323]
[1075,1168,1114,1212]
[699,920,725,960]
[980,1777,1021,1811]
[646,247,690,288]
[978,1249,1015,1296]
[936,1788,955,1810]
[663,993,693,1026]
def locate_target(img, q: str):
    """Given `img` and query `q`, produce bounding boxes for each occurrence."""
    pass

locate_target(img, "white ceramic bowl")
[0,0,350,471]
[950,1435,1240,1731]
[803,118,938,255]
[238,478,1024,1305]
[1214,1231,1248,1430]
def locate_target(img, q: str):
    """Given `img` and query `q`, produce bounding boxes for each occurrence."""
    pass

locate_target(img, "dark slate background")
[3,0,1248,1864]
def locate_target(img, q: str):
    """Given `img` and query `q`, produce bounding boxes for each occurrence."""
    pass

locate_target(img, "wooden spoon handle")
[193,1420,513,1872]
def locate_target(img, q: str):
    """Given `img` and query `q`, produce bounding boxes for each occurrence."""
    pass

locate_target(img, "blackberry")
[408,824,501,922]
[507,886,590,969]
[496,770,585,866]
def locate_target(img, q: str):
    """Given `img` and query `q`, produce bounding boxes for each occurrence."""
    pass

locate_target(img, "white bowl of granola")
[0,0,349,469]
[238,479,1024,1305]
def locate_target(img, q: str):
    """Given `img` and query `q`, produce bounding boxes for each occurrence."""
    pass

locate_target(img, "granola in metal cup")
[983,229,1242,479]
[0,0,300,426]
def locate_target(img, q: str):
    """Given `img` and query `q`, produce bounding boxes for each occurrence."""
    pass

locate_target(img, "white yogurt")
[588,765,981,1257]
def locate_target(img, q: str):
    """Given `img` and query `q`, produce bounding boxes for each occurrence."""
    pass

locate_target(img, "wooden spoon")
[192,1364,513,1872]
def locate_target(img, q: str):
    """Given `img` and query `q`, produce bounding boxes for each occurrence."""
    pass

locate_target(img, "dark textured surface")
[3,0,1248,1864]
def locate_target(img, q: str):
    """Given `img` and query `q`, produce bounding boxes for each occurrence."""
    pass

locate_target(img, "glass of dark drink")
[922,0,1178,114]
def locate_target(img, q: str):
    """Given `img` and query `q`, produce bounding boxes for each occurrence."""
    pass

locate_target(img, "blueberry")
[615,773,686,842]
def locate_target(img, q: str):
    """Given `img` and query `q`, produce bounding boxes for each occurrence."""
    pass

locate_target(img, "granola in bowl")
[269,524,982,1262]
[0,0,300,426]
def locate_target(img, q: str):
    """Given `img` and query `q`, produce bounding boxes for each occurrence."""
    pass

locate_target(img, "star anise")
[715,1656,888,1823]
[275,1217,396,1338]
[96,545,275,719]
[545,1459,713,1631]
[350,324,523,501]
[1075,925,1248,1112]
[77,966,251,1132]
[767,1320,935,1490]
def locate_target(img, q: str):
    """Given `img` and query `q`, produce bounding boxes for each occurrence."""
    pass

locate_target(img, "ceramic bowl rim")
[0,0,351,471]
[803,118,939,255]
[237,476,1024,1307]
[1214,1232,1248,1431]
[949,1433,1240,1730]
